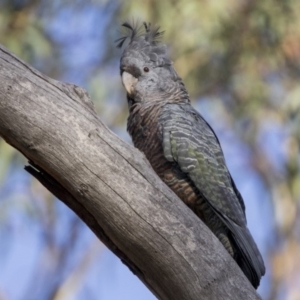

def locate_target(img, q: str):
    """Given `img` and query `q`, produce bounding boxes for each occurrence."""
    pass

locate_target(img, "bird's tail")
[230,222,266,289]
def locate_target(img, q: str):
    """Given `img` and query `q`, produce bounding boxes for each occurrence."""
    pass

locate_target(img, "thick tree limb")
[0,45,261,300]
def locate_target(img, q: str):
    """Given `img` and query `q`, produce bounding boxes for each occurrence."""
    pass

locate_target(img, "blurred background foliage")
[0,0,299,299]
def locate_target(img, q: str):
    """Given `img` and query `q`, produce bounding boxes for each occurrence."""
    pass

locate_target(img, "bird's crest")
[116,21,164,48]
[117,21,173,68]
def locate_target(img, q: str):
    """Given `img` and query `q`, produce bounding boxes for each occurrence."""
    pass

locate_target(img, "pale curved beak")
[122,71,138,95]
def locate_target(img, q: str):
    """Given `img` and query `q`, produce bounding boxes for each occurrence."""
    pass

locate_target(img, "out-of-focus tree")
[0,0,299,299]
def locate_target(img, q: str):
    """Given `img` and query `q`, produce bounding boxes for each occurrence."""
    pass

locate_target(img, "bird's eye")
[143,67,149,72]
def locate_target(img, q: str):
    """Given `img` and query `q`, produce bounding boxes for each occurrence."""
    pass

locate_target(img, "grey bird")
[118,21,265,288]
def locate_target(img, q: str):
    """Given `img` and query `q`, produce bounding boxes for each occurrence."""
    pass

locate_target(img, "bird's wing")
[161,103,246,226]
[160,103,265,285]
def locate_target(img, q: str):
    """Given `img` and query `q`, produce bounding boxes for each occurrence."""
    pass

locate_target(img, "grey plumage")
[118,21,265,288]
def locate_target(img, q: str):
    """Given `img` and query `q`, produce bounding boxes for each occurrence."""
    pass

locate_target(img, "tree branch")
[0,44,261,300]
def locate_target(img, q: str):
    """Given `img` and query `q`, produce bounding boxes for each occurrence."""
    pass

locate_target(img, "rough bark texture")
[0,45,261,300]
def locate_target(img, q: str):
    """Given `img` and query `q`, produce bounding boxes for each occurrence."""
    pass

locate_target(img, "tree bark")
[0,45,261,300]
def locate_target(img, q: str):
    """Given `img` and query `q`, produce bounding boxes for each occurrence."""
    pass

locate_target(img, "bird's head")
[118,22,187,107]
